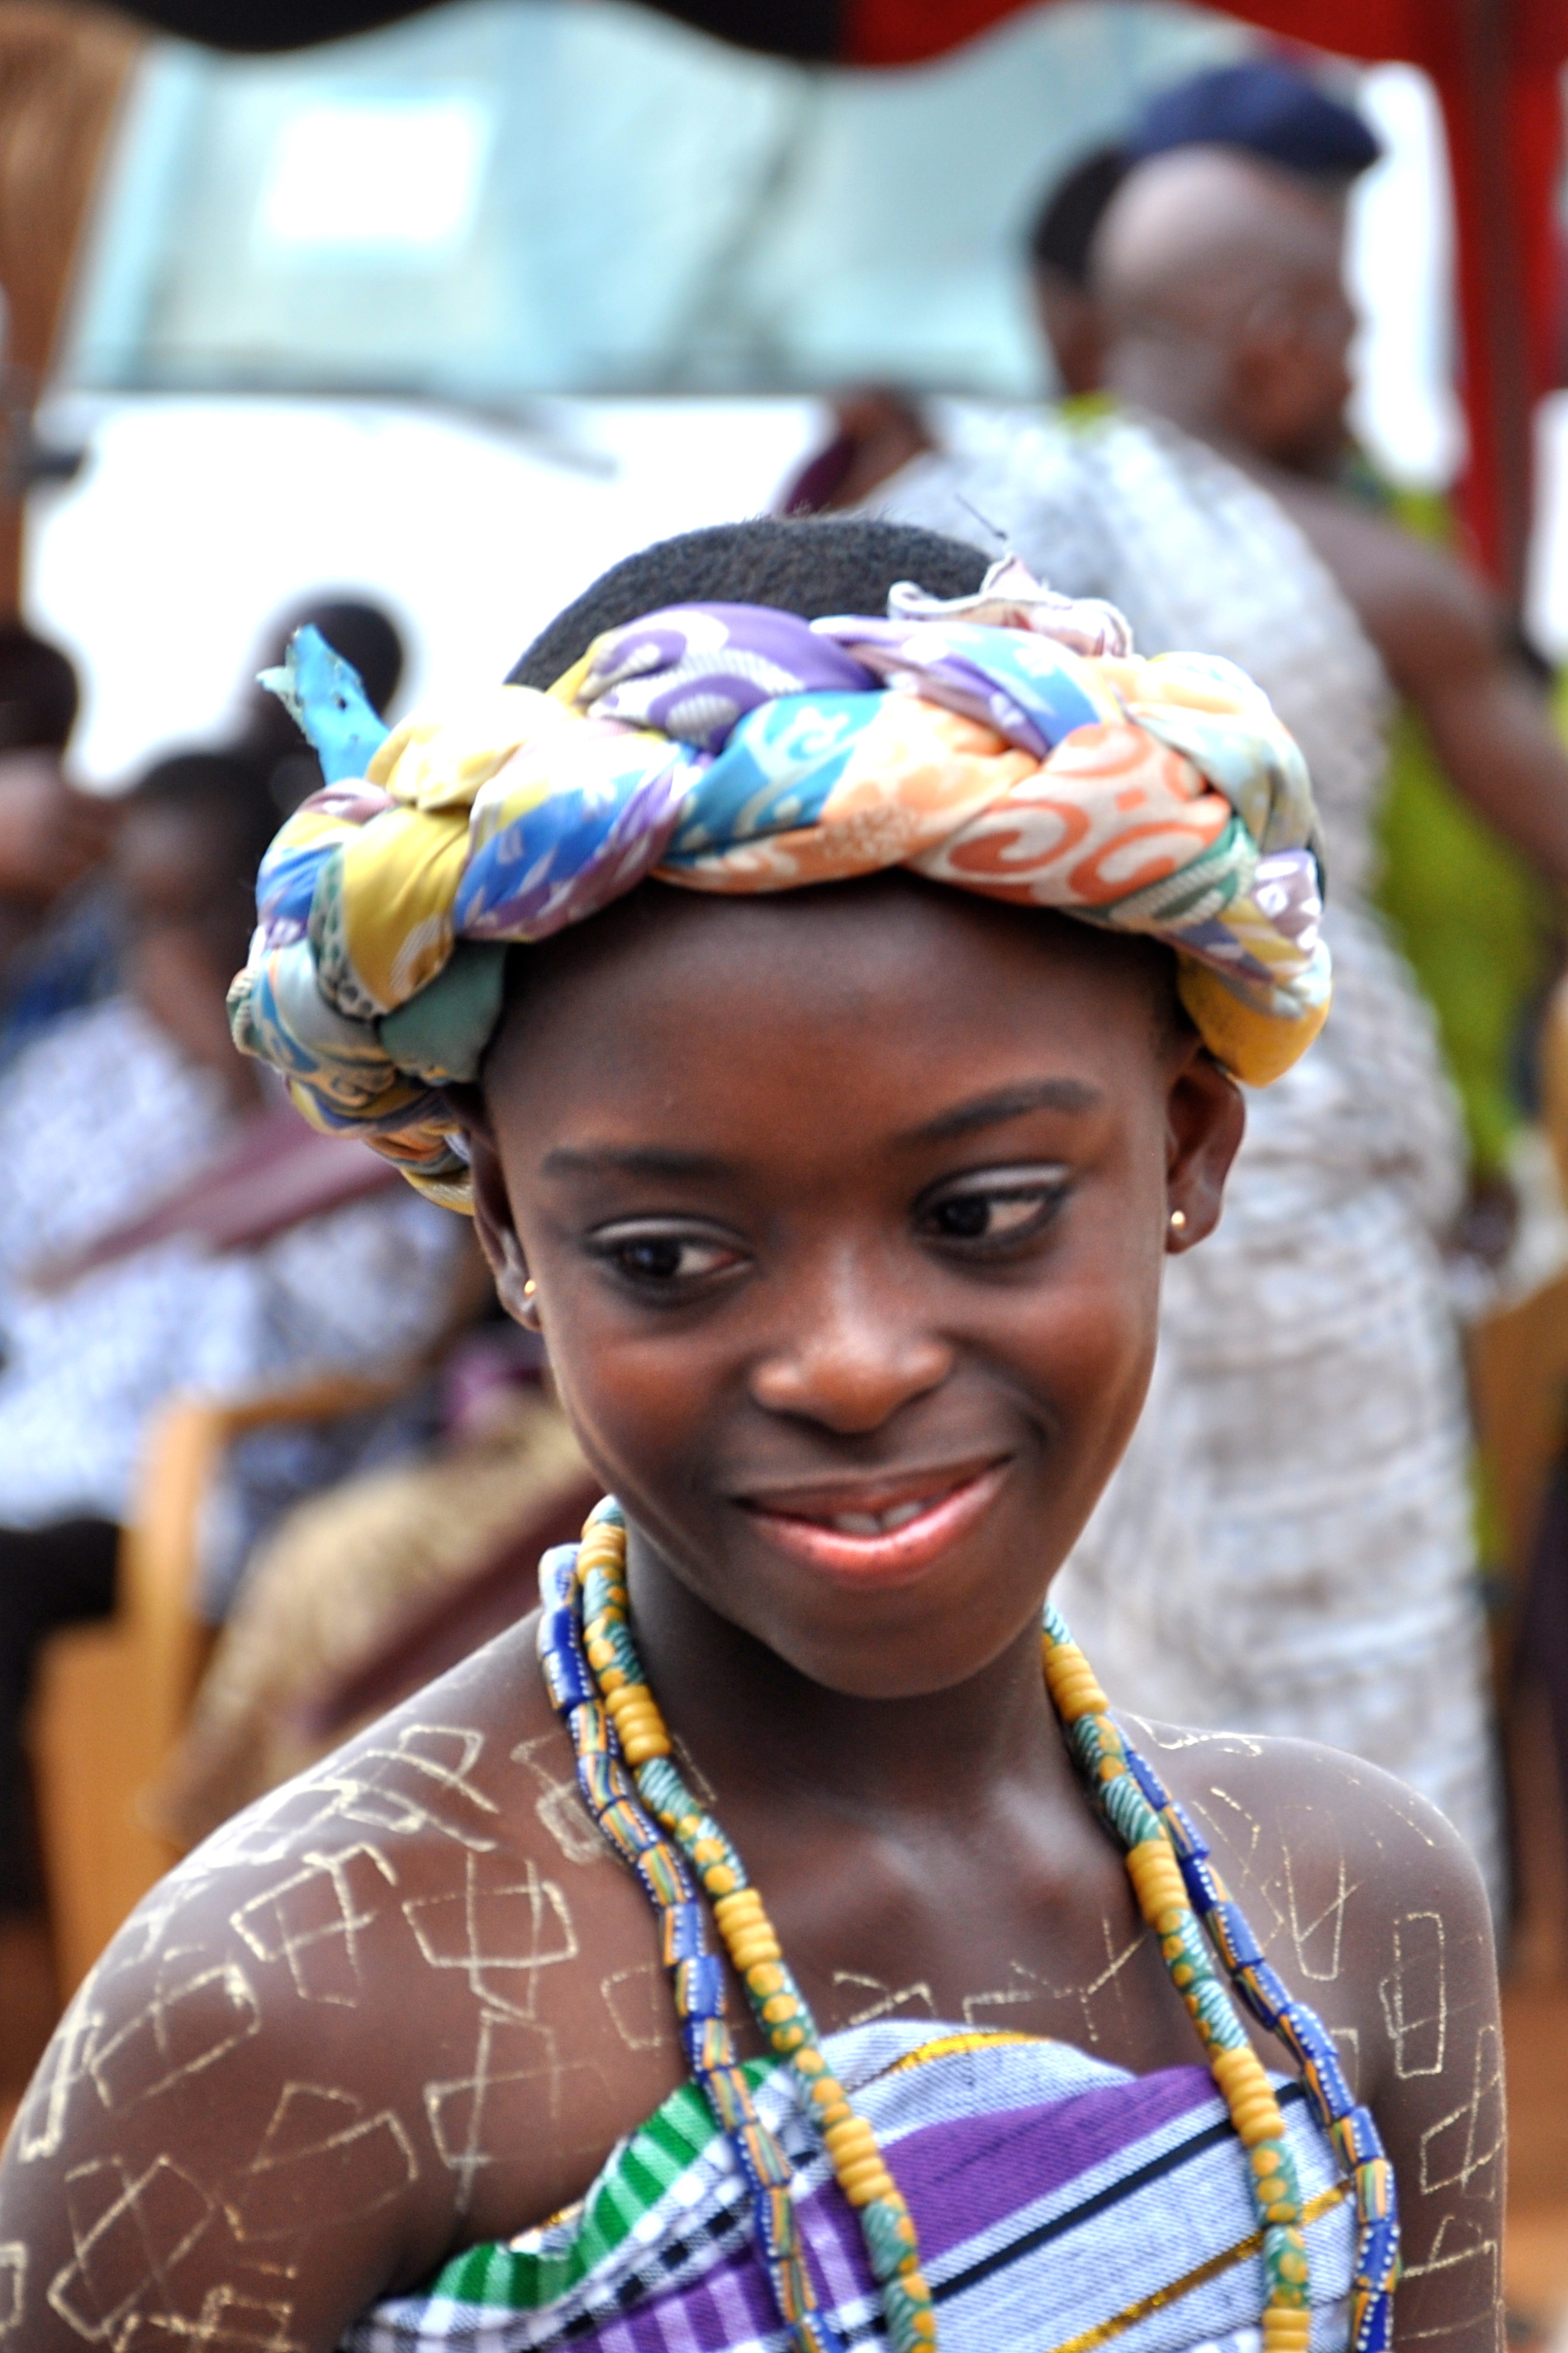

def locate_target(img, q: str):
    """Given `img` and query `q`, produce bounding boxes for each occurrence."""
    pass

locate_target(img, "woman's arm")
[0,1632,679,2351]
[1284,482,1568,893]
[0,1840,449,2351]
[1349,1784,1504,2353]
[1166,1729,1504,2353]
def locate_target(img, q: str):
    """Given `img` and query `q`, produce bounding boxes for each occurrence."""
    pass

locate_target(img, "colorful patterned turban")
[230,559,1328,1212]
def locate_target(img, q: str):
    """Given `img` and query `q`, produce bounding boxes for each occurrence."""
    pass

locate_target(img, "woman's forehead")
[485,876,1172,1143]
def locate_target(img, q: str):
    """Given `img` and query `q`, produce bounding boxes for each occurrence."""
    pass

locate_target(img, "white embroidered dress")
[881,406,1500,1895]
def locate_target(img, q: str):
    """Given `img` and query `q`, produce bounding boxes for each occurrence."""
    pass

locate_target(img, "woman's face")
[468,877,1241,1699]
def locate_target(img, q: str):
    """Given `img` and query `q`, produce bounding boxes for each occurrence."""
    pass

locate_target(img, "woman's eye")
[922,1178,1066,1248]
[592,1229,741,1287]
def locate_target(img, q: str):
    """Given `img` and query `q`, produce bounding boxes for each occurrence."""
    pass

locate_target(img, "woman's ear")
[447,1083,539,1328]
[1163,1044,1245,1253]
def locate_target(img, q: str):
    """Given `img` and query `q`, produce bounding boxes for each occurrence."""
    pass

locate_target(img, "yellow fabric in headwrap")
[230,569,1330,1208]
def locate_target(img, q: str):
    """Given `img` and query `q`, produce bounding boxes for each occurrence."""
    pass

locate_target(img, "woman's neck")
[622,1522,1081,1835]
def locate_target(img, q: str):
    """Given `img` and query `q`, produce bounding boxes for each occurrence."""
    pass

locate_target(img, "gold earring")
[522,1277,537,1300]
[1168,1209,1187,1234]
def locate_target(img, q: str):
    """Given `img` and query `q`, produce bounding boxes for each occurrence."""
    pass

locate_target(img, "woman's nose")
[748,1252,953,1433]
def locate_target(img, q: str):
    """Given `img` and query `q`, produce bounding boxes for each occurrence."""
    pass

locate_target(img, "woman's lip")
[740,1461,1009,1585]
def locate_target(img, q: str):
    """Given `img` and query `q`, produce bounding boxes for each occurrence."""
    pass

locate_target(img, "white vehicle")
[23,0,1455,782]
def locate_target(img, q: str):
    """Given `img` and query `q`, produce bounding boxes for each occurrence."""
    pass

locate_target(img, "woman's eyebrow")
[540,1144,734,1181]
[908,1078,1104,1145]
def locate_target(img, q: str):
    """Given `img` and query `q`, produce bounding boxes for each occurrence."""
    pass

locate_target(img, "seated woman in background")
[0,749,460,2072]
[150,1311,594,1845]
[0,518,1498,2353]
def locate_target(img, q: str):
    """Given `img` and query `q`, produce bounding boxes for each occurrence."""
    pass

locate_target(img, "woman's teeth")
[818,1499,932,1536]
[744,1463,1004,1581]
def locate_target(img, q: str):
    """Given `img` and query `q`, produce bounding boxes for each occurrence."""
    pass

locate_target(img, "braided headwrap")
[230,559,1329,1212]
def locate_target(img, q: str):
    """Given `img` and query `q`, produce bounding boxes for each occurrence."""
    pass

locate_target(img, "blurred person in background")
[0,624,117,1075]
[231,593,404,815]
[874,60,1568,1907]
[0,743,459,2072]
[780,391,936,520]
[1020,74,1552,1230]
[149,1310,594,1849]
[1024,143,1128,401]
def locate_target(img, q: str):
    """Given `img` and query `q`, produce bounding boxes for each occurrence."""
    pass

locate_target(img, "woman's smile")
[737,1456,1012,1585]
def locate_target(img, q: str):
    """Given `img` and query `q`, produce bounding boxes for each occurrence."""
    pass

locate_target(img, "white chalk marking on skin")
[957,1923,1148,2044]
[1070,1924,1147,2048]
[1379,1910,1449,2080]
[1195,1786,1285,1935]
[669,1733,719,1809]
[1398,2330,1495,2345]
[0,2243,25,2341]
[1123,1717,1266,1760]
[511,1735,606,1866]
[1417,2022,1504,2197]
[402,1852,578,2018]
[15,1970,103,2164]
[600,1962,672,2053]
[1281,1828,1357,1984]
[196,1725,501,1886]
[831,1973,937,2028]
[1366,1778,1445,1849]
[1330,2024,1361,2098]
[311,1725,501,1853]
[226,2085,417,2244]
[1401,2215,1500,2285]
[156,2283,305,2349]
[96,1894,196,1975]
[961,1961,1048,2032]
[230,1845,397,2008]
[48,2154,216,2342]
[86,1962,263,2111]
[424,2013,570,2214]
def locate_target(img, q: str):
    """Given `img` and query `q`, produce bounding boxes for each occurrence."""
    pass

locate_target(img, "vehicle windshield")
[64,0,1253,402]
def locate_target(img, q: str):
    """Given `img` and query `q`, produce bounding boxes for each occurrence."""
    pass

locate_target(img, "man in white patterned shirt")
[876,104,1568,1904]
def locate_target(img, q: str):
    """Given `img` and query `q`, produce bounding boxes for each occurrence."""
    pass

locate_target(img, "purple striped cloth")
[348,2018,1355,2353]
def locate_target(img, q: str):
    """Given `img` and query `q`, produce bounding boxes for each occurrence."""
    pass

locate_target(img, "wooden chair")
[31,1367,414,1996]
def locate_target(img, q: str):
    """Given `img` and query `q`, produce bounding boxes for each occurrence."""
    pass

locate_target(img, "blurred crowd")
[0,593,600,2066]
[6,49,1568,2089]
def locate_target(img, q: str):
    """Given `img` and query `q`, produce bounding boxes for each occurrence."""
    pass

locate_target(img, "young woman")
[0,519,1499,2353]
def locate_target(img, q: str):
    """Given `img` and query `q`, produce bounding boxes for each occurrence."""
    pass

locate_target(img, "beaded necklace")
[537,1500,1399,2353]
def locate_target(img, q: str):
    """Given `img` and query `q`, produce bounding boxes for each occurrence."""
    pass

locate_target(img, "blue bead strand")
[1056,1604,1400,2353]
[539,1538,845,2353]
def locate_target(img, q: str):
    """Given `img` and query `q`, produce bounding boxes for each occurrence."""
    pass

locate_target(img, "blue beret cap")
[1129,60,1381,180]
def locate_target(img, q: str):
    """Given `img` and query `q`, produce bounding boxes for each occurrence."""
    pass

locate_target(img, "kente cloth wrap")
[344,2018,1356,2353]
[229,560,1331,1212]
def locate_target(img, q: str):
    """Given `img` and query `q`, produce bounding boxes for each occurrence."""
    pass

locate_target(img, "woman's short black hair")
[508,516,990,691]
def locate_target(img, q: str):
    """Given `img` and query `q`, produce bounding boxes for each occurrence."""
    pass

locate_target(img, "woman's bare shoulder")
[1136,1718,1504,2353]
[0,1615,684,2353]
[1132,1716,1488,1929]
